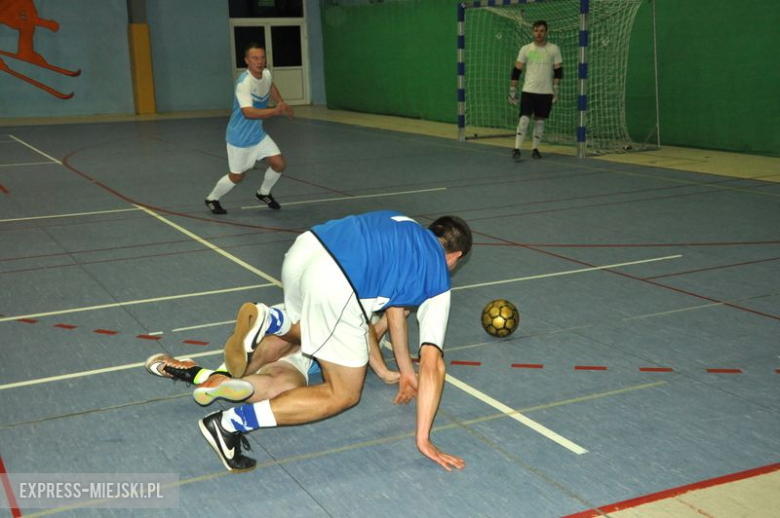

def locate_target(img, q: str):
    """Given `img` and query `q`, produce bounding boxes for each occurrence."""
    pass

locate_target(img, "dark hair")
[429,216,472,257]
[532,20,548,30]
[244,42,265,56]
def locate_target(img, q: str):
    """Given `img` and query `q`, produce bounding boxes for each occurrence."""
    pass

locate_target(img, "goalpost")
[457,0,659,157]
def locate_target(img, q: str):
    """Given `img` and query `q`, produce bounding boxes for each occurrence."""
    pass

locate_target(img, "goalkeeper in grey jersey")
[508,20,563,160]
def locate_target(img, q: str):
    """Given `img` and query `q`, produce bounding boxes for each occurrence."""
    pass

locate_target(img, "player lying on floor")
[144,307,400,406]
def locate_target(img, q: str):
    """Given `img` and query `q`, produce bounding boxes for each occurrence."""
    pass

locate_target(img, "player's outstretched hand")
[284,104,294,120]
[393,372,418,405]
[417,439,465,472]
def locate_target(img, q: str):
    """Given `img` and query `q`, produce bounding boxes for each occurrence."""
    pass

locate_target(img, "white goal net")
[458,0,651,155]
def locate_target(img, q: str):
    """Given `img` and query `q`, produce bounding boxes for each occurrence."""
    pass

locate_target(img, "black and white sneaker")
[205,198,227,214]
[255,192,281,210]
[145,353,201,384]
[532,148,543,159]
[199,412,256,472]
[512,149,522,162]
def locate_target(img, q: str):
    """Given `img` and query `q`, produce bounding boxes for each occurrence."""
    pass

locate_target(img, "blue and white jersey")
[312,211,450,311]
[312,210,453,349]
[225,69,273,148]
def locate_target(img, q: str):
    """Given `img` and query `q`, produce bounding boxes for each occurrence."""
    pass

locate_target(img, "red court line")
[0,184,9,195]
[639,367,674,372]
[53,323,77,330]
[93,329,118,335]
[16,319,38,324]
[562,462,780,518]
[137,334,161,341]
[0,456,22,518]
[706,368,742,374]
[645,255,780,280]
[575,366,608,371]
[451,360,482,366]
[183,340,209,346]
[512,363,544,369]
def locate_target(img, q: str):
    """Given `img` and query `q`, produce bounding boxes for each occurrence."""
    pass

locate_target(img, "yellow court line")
[20,380,666,517]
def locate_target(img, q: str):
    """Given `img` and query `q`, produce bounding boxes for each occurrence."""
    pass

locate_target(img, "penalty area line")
[446,373,588,455]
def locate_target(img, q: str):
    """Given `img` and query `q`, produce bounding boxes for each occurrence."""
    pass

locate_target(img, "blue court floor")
[1,111,778,517]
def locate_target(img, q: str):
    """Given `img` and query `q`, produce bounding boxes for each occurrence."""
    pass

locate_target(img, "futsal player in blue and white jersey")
[198,211,473,473]
[205,44,293,214]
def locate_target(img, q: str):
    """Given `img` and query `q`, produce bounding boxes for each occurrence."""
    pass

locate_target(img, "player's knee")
[336,389,362,410]
[228,172,245,183]
[266,155,286,173]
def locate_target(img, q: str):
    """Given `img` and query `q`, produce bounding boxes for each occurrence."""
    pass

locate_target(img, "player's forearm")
[241,106,282,120]
[367,323,395,380]
[416,347,445,444]
[387,307,415,376]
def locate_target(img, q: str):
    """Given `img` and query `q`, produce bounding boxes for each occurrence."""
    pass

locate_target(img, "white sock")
[207,175,236,201]
[258,168,282,196]
[533,119,545,150]
[515,116,530,149]
[221,400,277,432]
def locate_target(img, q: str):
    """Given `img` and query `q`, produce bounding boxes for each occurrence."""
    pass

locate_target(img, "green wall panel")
[321,0,779,155]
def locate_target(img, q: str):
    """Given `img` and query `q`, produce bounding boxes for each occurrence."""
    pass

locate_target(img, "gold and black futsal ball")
[481,299,520,337]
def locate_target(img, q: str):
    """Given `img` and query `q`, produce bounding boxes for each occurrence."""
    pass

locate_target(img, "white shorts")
[281,232,369,368]
[226,135,281,174]
[277,351,315,384]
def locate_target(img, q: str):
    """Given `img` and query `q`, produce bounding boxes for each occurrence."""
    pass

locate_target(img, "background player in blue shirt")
[205,44,293,214]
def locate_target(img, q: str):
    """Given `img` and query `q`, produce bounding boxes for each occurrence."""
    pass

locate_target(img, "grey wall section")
[0,0,134,117]
[146,0,233,112]
[306,0,326,104]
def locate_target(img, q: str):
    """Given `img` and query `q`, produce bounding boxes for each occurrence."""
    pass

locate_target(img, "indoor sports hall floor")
[1,107,779,517]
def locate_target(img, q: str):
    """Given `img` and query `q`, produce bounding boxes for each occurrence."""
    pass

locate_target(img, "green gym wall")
[320,0,779,156]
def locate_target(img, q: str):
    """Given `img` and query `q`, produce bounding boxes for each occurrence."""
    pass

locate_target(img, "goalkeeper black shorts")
[519,92,554,118]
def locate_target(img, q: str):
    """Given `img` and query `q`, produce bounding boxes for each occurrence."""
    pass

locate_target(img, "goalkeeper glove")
[552,84,560,104]
[508,86,518,106]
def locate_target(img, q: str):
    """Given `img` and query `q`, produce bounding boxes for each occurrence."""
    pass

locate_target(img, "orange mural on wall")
[0,0,81,99]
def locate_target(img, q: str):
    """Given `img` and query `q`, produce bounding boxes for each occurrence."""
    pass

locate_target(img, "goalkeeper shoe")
[199,412,256,472]
[145,353,201,384]
[512,149,522,162]
[193,374,254,406]
[224,302,271,377]
[532,148,543,159]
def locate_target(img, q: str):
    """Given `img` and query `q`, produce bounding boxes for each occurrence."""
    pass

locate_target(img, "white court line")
[446,374,588,454]
[240,187,447,210]
[8,134,63,164]
[0,161,59,168]
[144,256,681,334]
[133,204,282,286]
[0,351,222,391]
[171,319,236,332]
[453,255,682,291]
[0,207,141,223]
[0,284,274,322]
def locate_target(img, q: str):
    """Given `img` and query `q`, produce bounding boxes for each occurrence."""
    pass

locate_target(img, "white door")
[229,19,310,105]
